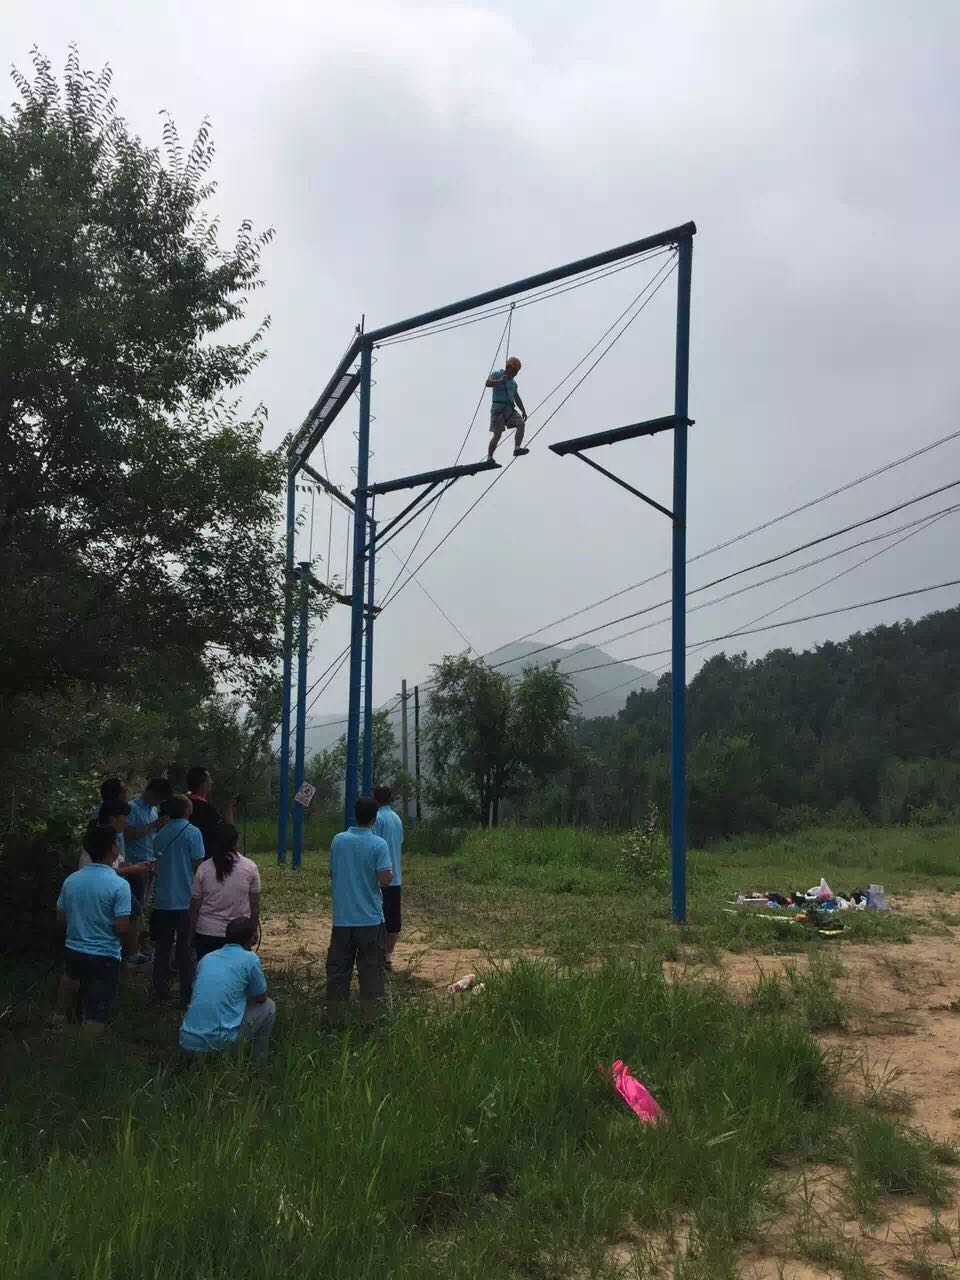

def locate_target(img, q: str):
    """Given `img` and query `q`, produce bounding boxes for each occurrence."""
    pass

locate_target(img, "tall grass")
[0,958,831,1279]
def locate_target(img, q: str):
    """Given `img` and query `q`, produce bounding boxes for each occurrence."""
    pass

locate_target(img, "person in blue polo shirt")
[180,917,275,1065]
[373,784,404,970]
[54,825,132,1037]
[150,793,205,1006]
[326,795,394,1026]
[124,778,171,963]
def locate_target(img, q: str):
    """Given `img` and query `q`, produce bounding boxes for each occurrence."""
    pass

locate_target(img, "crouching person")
[54,825,131,1038]
[179,917,275,1066]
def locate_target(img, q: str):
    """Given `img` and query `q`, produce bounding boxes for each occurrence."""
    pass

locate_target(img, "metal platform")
[548,414,694,457]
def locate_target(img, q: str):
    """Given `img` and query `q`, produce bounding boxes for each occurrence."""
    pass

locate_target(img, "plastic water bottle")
[447,974,477,994]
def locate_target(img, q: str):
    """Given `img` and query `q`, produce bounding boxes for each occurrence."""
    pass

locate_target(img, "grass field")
[2,822,960,1279]
[251,820,960,959]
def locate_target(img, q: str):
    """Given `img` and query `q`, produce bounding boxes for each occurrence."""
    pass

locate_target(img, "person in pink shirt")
[189,824,261,960]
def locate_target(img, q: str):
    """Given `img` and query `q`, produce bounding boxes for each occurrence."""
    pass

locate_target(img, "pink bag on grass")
[610,1060,666,1126]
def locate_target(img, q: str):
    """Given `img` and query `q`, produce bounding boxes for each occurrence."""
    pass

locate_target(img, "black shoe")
[488,458,502,468]
[513,447,530,457]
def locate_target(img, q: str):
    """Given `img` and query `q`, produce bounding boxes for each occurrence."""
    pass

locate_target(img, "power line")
[580,505,958,704]
[560,575,960,676]
[563,501,960,658]
[512,424,960,643]
[487,482,960,669]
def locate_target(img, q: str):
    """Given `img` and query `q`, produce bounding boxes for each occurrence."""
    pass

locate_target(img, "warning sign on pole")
[294,782,316,808]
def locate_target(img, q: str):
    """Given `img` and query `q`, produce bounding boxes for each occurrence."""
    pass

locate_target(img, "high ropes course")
[279,221,697,922]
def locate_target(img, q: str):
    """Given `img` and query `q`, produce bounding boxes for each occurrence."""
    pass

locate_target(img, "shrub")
[618,804,669,890]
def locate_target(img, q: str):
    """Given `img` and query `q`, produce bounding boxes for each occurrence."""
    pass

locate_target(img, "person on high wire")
[486,356,529,464]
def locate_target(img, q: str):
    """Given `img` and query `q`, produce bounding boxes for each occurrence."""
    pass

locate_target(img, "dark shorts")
[63,950,120,1023]
[326,924,385,1001]
[381,885,402,935]
[126,870,148,918]
[194,933,227,960]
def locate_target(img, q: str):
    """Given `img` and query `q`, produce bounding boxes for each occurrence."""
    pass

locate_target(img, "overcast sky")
[8,1,960,725]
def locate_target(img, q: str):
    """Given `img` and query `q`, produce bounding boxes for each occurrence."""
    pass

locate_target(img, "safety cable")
[381,255,679,610]
[374,247,674,348]
[377,308,514,611]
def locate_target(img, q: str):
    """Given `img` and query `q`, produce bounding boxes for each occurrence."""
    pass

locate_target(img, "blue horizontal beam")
[549,414,694,457]
[358,457,499,497]
[365,222,697,344]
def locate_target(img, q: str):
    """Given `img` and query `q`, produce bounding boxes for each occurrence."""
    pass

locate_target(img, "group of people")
[54,768,405,1061]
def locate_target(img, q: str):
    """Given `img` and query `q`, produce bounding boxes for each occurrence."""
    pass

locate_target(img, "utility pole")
[400,679,410,821]
[414,684,422,823]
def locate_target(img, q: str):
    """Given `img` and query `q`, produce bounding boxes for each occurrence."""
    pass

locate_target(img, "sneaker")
[124,953,151,969]
[513,447,530,457]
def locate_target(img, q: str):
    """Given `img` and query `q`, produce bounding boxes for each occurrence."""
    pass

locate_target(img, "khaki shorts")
[490,408,524,433]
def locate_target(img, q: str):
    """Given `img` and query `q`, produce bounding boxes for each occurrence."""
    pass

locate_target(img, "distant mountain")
[484,640,655,718]
[303,643,653,757]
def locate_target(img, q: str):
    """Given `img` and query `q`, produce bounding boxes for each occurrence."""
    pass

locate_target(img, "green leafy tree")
[0,48,283,722]
[425,655,576,826]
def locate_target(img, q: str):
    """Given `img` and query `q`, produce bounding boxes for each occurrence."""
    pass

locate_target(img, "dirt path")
[726,893,960,1277]
[261,911,493,990]
[262,894,960,1276]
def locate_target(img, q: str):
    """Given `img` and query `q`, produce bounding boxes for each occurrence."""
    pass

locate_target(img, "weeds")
[848,1114,956,1215]
[0,957,833,1280]
[782,955,850,1031]
[860,1057,914,1114]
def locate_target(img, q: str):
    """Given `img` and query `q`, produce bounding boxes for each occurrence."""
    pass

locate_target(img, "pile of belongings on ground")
[729,880,889,935]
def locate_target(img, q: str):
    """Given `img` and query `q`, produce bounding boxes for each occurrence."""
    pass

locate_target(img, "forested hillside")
[535,608,960,842]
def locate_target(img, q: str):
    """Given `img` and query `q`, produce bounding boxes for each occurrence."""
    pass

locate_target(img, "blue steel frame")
[548,232,694,923]
[279,220,696,862]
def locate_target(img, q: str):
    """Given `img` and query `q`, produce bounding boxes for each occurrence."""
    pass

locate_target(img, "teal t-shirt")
[153,819,205,910]
[180,944,267,1052]
[57,864,132,960]
[490,369,517,411]
[330,827,393,926]
[373,806,404,886]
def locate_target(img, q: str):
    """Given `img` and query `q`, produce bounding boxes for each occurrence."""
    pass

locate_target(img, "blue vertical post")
[344,344,373,828]
[362,514,377,794]
[277,473,296,864]
[292,562,310,871]
[671,236,693,924]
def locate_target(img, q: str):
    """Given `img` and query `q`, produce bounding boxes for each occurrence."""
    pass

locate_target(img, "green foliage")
[617,803,669,891]
[0,48,286,709]
[570,607,960,841]
[425,654,576,825]
[0,49,318,936]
